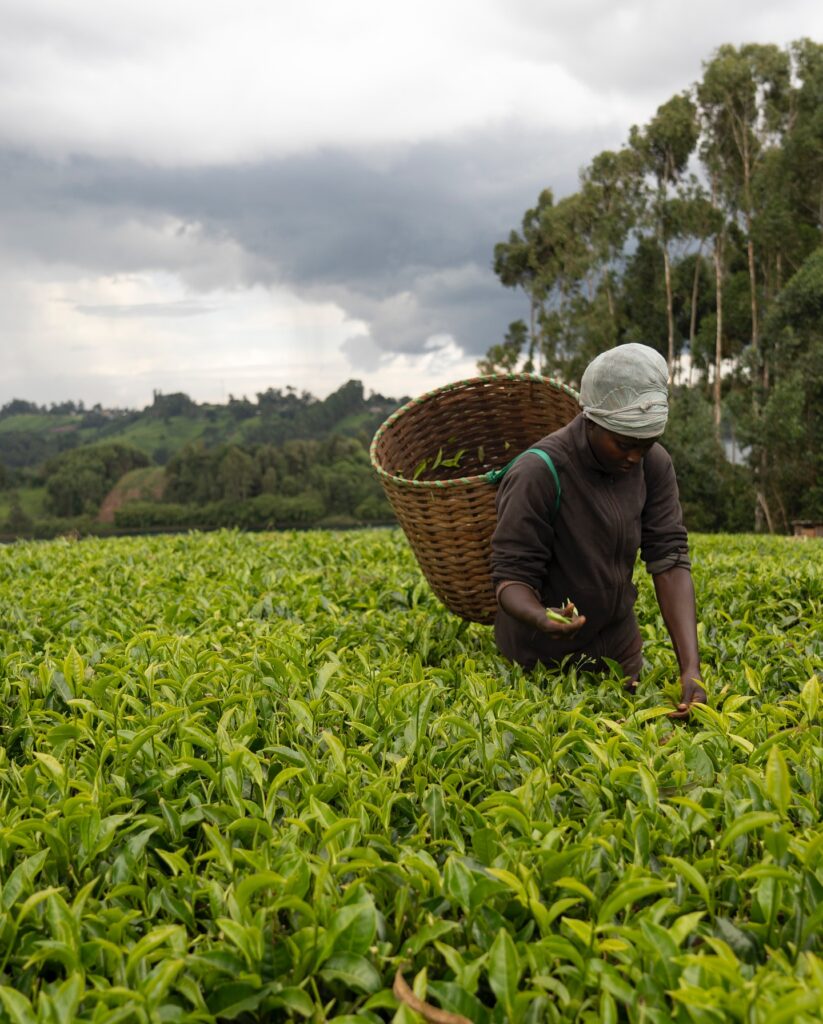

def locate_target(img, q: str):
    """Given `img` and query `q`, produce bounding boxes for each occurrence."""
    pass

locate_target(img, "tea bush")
[0,530,820,1023]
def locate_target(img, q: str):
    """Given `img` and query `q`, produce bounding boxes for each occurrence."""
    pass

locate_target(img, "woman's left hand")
[668,673,707,719]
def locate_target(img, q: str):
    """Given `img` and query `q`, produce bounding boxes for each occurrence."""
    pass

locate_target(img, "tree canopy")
[484,38,823,529]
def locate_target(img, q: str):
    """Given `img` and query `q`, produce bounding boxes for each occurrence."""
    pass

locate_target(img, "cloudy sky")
[2,0,822,409]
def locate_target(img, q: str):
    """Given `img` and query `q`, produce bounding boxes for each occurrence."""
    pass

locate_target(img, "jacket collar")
[569,413,611,476]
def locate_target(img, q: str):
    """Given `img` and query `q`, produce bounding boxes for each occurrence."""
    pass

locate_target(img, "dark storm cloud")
[0,121,608,358]
[60,129,587,291]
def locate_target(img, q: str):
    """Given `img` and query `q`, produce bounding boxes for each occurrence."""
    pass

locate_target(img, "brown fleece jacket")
[490,413,690,670]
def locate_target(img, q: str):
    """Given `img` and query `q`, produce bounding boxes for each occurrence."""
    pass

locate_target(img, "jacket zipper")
[605,475,624,621]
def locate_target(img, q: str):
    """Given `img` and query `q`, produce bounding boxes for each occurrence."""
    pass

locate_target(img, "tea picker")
[370,345,706,717]
[491,344,706,718]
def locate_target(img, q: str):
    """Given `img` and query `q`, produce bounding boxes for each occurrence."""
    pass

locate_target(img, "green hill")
[0,381,402,470]
[0,382,404,537]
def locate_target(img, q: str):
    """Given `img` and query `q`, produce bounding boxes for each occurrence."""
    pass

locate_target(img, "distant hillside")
[0,381,405,470]
[0,381,405,539]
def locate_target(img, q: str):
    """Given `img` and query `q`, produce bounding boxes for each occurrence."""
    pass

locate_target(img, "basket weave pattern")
[370,374,580,624]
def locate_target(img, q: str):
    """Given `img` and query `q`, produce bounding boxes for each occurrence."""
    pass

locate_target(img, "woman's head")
[584,420,659,474]
[579,343,669,440]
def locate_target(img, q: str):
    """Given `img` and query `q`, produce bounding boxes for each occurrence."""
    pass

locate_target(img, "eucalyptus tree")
[490,189,583,378]
[576,147,645,335]
[697,43,793,386]
[746,42,823,319]
[696,42,795,529]
[531,186,616,378]
[489,148,642,382]
[476,320,529,374]
[527,154,641,383]
[784,38,823,237]
[492,189,557,371]
[750,148,799,305]
[631,94,699,376]
[745,247,823,526]
[673,178,724,367]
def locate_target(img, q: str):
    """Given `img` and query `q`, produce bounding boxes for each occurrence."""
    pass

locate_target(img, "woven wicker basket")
[370,373,580,624]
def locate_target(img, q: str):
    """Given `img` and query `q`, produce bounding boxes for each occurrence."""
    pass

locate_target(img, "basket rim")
[369,371,580,489]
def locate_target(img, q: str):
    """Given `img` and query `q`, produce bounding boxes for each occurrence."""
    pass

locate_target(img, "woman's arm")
[496,580,586,636]
[652,566,706,718]
[490,454,557,594]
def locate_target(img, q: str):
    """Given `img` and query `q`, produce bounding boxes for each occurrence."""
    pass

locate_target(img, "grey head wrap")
[579,343,669,439]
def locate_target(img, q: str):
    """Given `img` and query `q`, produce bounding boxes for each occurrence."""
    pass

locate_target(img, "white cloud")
[341,331,479,400]
[5,0,795,164]
[1,0,822,408]
[3,269,366,406]
[3,1,821,168]
[2,261,485,408]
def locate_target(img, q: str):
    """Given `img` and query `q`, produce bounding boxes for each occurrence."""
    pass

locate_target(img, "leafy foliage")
[746,247,823,522]
[43,443,150,517]
[662,389,754,532]
[0,529,820,1021]
[486,38,823,526]
[145,435,389,529]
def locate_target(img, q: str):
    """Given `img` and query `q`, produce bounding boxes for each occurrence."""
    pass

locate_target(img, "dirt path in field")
[98,469,165,524]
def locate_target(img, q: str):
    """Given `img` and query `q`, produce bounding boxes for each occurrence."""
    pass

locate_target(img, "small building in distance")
[792,520,823,539]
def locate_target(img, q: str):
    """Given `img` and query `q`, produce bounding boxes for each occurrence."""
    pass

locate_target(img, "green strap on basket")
[485,447,561,522]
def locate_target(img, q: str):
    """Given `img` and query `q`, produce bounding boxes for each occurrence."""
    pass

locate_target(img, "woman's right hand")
[539,601,587,636]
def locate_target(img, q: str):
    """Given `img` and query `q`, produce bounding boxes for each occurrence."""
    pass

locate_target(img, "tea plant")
[0,529,820,1023]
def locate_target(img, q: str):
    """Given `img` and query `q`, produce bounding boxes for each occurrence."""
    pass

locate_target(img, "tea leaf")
[765,746,791,816]
[719,812,780,850]
[487,928,520,1012]
[800,675,820,722]
[320,954,381,993]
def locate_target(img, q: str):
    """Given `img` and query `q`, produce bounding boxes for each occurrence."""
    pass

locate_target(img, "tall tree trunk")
[747,229,759,369]
[756,487,774,534]
[713,232,724,434]
[604,273,616,338]
[742,139,759,369]
[663,244,675,378]
[773,489,789,534]
[689,243,703,352]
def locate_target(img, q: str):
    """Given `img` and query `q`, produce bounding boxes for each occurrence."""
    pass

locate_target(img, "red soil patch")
[98,469,165,524]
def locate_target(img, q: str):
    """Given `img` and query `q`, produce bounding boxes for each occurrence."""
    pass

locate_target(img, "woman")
[490,343,706,718]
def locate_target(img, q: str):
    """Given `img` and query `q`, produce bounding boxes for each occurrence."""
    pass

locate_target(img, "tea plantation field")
[0,529,821,1023]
